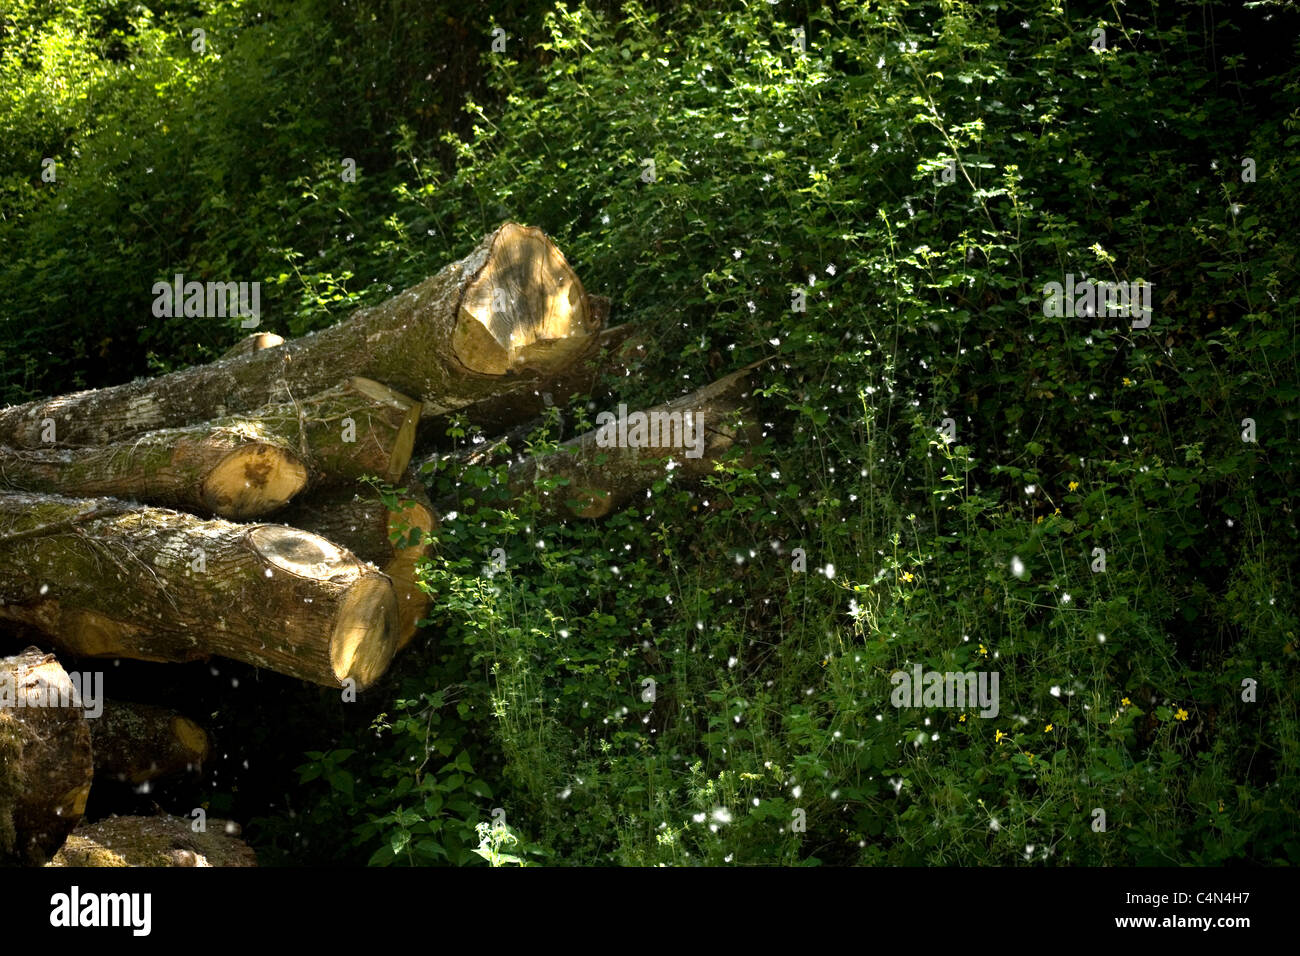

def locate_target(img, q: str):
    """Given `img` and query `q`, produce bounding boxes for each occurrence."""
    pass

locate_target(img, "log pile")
[0,222,762,866]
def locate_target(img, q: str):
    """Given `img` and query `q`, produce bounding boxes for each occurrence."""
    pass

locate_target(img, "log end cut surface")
[456,223,598,376]
[330,576,399,688]
[199,441,308,518]
[247,525,398,688]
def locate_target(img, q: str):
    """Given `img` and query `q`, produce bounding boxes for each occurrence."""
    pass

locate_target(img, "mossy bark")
[49,814,257,867]
[0,647,93,866]
[0,376,418,518]
[90,699,210,784]
[0,493,398,689]
[0,223,599,448]
[0,424,308,520]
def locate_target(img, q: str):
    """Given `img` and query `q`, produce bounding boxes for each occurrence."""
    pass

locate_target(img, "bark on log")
[420,305,645,446]
[0,493,398,689]
[0,377,418,519]
[0,223,599,448]
[220,332,284,361]
[270,377,421,486]
[0,426,308,520]
[278,486,436,652]
[442,366,761,520]
[0,647,94,866]
[90,700,210,784]
[49,814,257,867]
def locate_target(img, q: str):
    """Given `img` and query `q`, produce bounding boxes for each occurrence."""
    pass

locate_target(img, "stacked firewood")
[0,223,761,866]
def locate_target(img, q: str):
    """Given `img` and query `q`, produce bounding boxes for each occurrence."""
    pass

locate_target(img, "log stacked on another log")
[0,493,400,690]
[278,486,436,652]
[90,699,211,785]
[0,221,769,866]
[0,223,599,448]
[0,222,601,692]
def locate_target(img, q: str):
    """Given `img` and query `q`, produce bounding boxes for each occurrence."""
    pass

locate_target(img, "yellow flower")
[1123,377,1133,386]
[978,643,988,657]
[1045,723,1053,732]
[1121,697,1131,707]
[1036,515,1044,524]
[1068,481,1079,492]
[1053,508,1061,516]
[1026,753,1035,762]
[901,571,914,583]
[995,730,1006,743]
[1175,708,1189,721]
[958,714,967,723]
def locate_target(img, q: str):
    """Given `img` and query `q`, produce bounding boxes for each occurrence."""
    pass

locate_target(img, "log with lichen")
[49,814,257,867]
[0,493,398,690]
[0,223,600,448]
[0,647,94,866]
[90,699,210,785]
[0,377,420,518]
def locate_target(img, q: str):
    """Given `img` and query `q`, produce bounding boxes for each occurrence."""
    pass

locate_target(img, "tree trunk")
[0,426,308,520]
[0,647,94,866]
[0,223,599,448]
[269,377,421,486]
[220,332,284,361]
[278,486,435,652]
[90,699,210,784]
[49,814,257,867]
[0,493,398,690]
[420,303,645,446]
[479,365,761,519]
[0,377,418,518]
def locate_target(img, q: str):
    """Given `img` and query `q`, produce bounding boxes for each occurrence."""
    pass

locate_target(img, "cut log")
[456,366,761,519]
[420,306,645,446]
[278,486,436,652]
[0,647,94,866]
[220,331,284,361]
[0,493,399,689]
[90,699,210,784]
[268,377,421,486]
[0,223,600,448]
[0,377,418,518]
[0,426,308,520]
[49,814,257,867]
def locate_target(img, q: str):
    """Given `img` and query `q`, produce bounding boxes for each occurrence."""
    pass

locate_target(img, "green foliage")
[4,0,1297,866]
